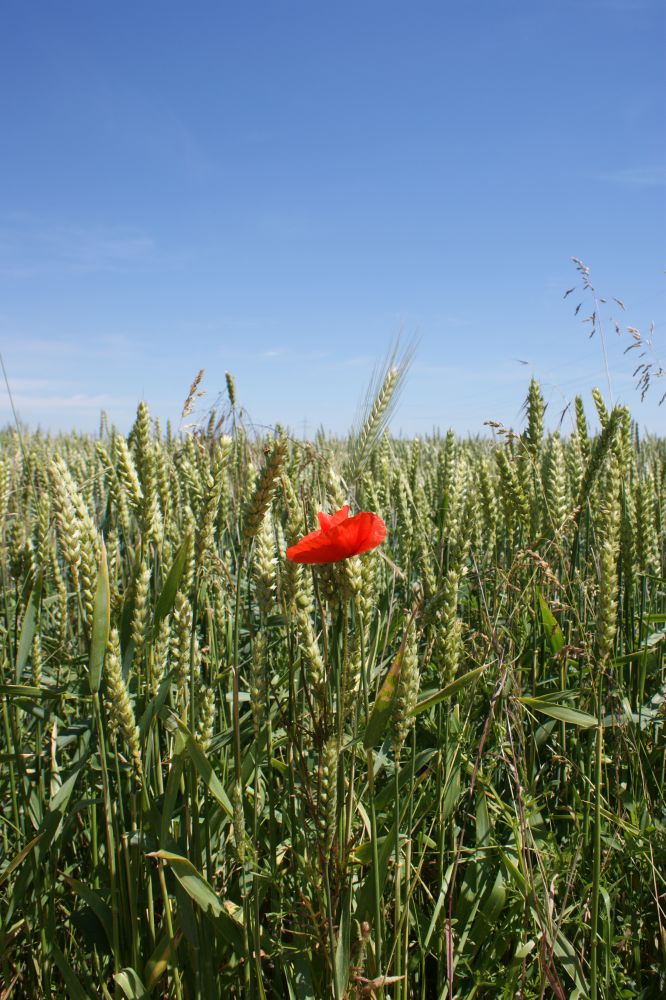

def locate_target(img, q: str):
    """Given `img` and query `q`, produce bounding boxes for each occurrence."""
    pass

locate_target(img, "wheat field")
[0,373,664,998]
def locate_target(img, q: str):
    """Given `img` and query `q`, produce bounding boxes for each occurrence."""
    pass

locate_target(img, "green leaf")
[89,539,110,694]
[115,968,148,999]
[0,832,44,888]
[469,867,506,950]
[160,755,184,848]
[0,684,64,699]
[63,876,113,950]
[5,736,91,923]
[154,531,192,627]
[612,634,664,665]
[286,953,317,1000]
[411,665,487,716]
[186,736,234,818]
[163,711,233,818]
[538,591,564,655]
[334,888,352,1000]
[518,696,597,728]
[152,853,212,908]
[147,850,243,953]
[373,749,436,810]
[363,642,408,749]
[355,811,399,919]
[138,672,174,739]
[423,881,451,950]
[50,940,89,1000]
[553,928,588,994]
[645,627,666,650]
[144,930,183,992]
[476,788,491,848]
[16,572,42,681]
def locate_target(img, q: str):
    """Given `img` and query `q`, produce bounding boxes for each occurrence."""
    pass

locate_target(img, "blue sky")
[1,1,664,438]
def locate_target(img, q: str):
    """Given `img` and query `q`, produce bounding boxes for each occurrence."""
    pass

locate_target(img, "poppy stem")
[359,613,383,976]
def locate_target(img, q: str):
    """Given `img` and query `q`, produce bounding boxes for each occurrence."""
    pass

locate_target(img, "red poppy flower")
[286,505,387,564]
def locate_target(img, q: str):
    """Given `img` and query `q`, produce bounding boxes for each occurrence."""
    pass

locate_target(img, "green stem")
[93,693,121,991]
[394,758,402,1000]
[233,549,252,995]
[590,674,604,1000]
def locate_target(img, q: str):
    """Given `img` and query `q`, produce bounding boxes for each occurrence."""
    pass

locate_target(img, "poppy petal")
[288,526,326,551]
[330,505,352,528]
[286,538,344,564]
[286,510,386,564]
[317,505,350,532]
[325,511,387,558]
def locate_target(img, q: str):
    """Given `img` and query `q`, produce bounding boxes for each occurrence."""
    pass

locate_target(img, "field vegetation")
[0,370,665,998]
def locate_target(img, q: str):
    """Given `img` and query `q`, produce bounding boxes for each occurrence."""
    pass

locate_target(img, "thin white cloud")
[0,215,164,278]
[304,350,331,360]
[433,315,474,329]
[221,346,313,362]
[413,362,536,388]
[2,332,141,362]
[0,377,77,391]
[597,166,666,187]
[304,354,373,371]
[0,392,135,411]
[260,348,287,359]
